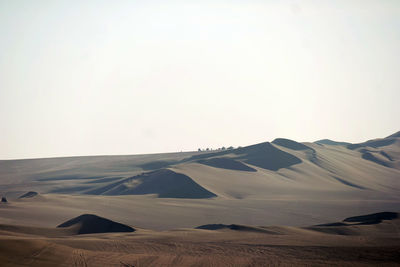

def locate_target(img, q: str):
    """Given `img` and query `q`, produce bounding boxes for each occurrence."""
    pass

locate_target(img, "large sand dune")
[0,132,399,231]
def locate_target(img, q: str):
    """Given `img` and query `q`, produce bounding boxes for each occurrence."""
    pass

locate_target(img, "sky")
[0,0,399,159]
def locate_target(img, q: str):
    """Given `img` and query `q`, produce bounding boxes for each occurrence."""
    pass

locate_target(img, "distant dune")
[307,211,400,236]
[386,131,400,138]
[345,133,400,169]
[314,139,351,146]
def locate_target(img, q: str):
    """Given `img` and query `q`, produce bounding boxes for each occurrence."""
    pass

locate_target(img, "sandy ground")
[0,216,399,267]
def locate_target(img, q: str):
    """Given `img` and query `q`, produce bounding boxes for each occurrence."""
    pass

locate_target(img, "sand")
[0,132,399,265]
[0,212,399,266]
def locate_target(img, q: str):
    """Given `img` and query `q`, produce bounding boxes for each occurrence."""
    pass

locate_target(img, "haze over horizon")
[1,0,399,160]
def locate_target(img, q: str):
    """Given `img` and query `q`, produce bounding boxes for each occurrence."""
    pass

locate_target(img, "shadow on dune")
[57,214,135,234]
[361,152,393,168]
[197,158,257,172]
[84,177,125,184]
[139,160,175,170]
[343,212,398,225]
[308,212,400,235]
[37,175,105,182]
[196,224,280,234]
[331,176,366,190]
[18,191,38,199]
[50,186,92,194]
[314,139,351,146]
[347,139,396,150]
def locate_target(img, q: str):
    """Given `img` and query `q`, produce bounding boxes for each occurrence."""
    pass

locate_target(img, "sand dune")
[84,169,217,198]
[57,214,135,234]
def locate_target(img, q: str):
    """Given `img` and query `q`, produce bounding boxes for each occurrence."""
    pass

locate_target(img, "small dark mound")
[344,212,399,225]
[196,224,278,234]
[196,224,230,230]
[195,224,253,231]
[197,158,257,172]
[1,197,7,203]
[18,191,38,199]
[315,222,348,227]
[314,139,351,146]
[57,214,135,234]
[272,138,314,151]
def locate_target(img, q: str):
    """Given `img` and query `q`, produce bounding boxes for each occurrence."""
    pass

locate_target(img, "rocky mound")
[57,214,135,234]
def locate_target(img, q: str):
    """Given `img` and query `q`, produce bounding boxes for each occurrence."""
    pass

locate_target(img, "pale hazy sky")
[0,0,399,159]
